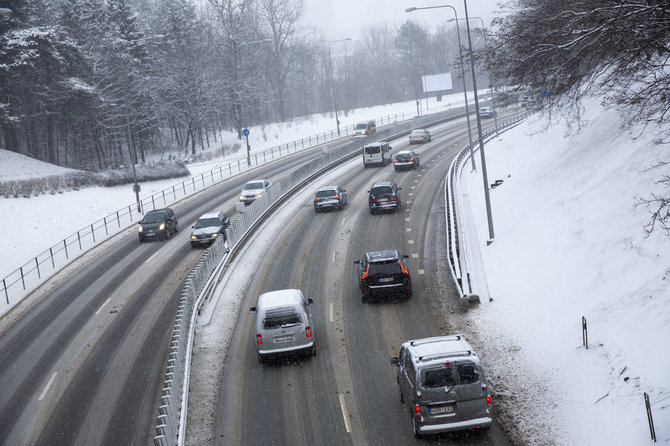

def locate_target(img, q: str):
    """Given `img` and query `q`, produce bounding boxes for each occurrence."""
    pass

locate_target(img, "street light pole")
[449,15,499,134]
[406,6,475,170]
[462,0,494,242]
[328,38,351,136]
[406,2,494,243]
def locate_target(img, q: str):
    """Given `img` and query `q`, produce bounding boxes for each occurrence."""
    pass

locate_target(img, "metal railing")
[0,112,419,311]
[444,111,531,302]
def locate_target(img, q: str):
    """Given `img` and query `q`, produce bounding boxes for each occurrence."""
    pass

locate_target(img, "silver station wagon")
[391,335,492,438]
[250,289,315,364]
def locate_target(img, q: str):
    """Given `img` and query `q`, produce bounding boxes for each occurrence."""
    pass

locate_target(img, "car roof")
[404,335,480,366]
[146,208,172,215]
[197,212,222,220]
[365,249,399,262]
[371,181,394,187]
[257,289,303,309]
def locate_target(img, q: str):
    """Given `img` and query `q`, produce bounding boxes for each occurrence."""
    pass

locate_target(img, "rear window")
[396,153,412,160]
[316,189,337,198]
[368,259,401,275]
[457,363,480,384]
[410,130,423,136]
[422,366,455,388]
[364,146,381,154]
[371,185,393,195]
[263,311,302,329]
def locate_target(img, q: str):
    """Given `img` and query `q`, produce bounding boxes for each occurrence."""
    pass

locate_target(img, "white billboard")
[422,73,453,93]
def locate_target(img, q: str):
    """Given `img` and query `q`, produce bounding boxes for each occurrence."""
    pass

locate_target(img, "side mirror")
[397,187,402,191]
[390,357,399,366]
[402,255,409,260]
[250,306,257,313]
[307,298,314,305]
[191,225,195,229]
[353,260,361,265]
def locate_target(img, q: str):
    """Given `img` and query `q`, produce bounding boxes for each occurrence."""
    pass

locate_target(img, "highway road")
[0,105,512,445]
[207,114,514,445]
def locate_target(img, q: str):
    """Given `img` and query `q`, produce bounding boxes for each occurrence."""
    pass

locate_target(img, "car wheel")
[412,413,422,439]
[311,345,317,356]
[369,208,375,215]
[397,378,404,403]
[164,229,170,240]
[191,242,197,248]
[362,293,369,303]
[175,222,179,232]
[314,208,319,214]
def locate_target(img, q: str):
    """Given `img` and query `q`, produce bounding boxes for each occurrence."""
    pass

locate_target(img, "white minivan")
[250,289,316,363]
[363,142,392,167]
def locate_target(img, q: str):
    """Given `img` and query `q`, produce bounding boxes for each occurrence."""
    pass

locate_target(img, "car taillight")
[392,196,397,201]
[305,326,312,338]
[314,198,320,202]
[486,395,492,406]
[414,404,421,420]
[409,157,414,161]
[256,334,262,345]
[399,260,409,275]
[361,264,369,280]
[394,158,398,162]
[333,196,339,200]
[369,197,377,203]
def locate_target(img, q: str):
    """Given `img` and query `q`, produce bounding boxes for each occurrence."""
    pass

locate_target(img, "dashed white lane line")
[408,240,414,244]
[412,253,419,258]
[331,251,336,263]
[95,297,111,316]
[339,393,352,433]
[39,372,57,401]
[330,302,334,323]
[406,228,412,232]
[418,269,425,275]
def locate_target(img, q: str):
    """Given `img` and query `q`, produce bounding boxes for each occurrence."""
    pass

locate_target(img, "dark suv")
[353,250,412,302]
[138,208,178,242]
[190,211,230,247]
[368,181,401,214]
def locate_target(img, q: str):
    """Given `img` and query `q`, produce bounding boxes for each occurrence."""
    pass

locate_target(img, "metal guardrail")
[151,108,480,446]
[444,111,531,302]
[0,111,416,311]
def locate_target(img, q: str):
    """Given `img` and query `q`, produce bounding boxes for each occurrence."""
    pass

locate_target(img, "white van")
[363,142,392,168]
[250,289,315,363]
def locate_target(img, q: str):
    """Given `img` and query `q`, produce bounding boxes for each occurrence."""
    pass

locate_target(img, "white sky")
[1,91,669,443]
[303,0,502,39]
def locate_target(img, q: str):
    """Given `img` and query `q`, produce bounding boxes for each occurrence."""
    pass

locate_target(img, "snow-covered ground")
[462,96,669,444]
[0,93,667,444]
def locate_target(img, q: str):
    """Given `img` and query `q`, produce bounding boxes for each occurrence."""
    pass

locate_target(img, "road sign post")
[243,128,251,167]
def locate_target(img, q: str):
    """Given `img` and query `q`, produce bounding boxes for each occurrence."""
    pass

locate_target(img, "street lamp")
[407,2,494,243]
[448,16,499,133]
[328,38,351,136]
[406,5,475,171]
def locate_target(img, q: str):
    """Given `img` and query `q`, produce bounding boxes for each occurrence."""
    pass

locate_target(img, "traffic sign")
[243,128,250,137]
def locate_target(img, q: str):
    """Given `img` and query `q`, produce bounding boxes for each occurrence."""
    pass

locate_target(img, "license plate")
[274,335,294,342]
[378,198,388,202]
[429,406,454,414]
[378,277,394,283]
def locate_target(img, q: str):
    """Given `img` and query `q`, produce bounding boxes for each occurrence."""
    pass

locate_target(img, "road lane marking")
[406,228,411,232]
[39,372,57,401]
[330,302,334,323]
[405,218,410,221]
[147,252,160,264]
[95,297,111,315]
[408,240,414,244]
[412,253,419,258]
[339,393,352,433]
[418,269,425,275]
[331,251,336,263]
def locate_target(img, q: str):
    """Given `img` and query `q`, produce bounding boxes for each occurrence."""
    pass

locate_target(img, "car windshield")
[244,182,264,190]
[371,185,393,196]
[355,123,368,130]
[422,366,455,388]
[365,146,380,154]
[142,213,166,224]
[396,153,412,160]
[194,218,220,229]
[316,190,337,198]
[368,259,401,275]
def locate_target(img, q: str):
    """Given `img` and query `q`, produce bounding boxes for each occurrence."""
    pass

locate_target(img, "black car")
[393,150,420,171]
[368,181,401,214]
[138,208,178,242]
[353,250,412,302]
[190,211,230,247]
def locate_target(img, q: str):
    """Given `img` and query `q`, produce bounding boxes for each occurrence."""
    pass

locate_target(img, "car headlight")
[240,195,245,200]
[191,235,197,241]
[159,223,166,230]
[211,233,218,238]
[256,193,263,197]
[138,226,143,233]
